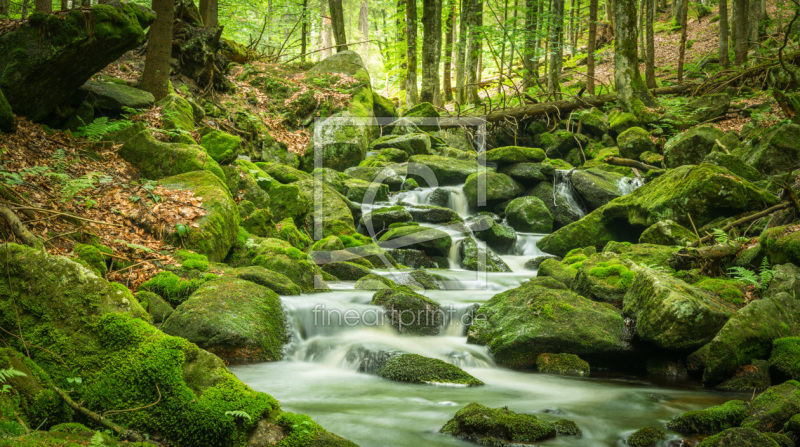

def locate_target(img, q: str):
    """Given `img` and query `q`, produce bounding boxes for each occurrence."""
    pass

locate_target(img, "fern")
[89,431,106,447]
[728,266,760,287]
[712,228,729,245]
[225,410,252,421]
[759,257,776,289]
[76,117,132,142]
[59,172,101,202]
[0,367,26,383]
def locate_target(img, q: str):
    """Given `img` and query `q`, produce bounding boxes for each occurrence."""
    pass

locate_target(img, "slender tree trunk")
[396,0,407,91]
[587,0,597,94]
[719,0,729,68]
[443,0,455,101]
[34,0,51,13]
[507,0,519,94]
[573,0,582,51]
[568,0,576,56]
[548,0,564,98]
[645,0,655,88]
[465,0,483,104]
[0,0,11,17]
[747,0,765,46]
[21,0,29,18]
[329,0,348,52]
[406,0,419,106]
[60,0,68,11]
[497,0,509,94]
[320,1,332,59]
[300,0,308,62]
[523,0,538,90]
[456,0,470,104]
[733,0,747,65]
[359,1,369,57]
[677,0,688,81]
[140,0,174,101]
[420,0,442,103]
[200,0,218,27]
[638,0,645,59]
[606,0,616,29]
[615,0,654,115]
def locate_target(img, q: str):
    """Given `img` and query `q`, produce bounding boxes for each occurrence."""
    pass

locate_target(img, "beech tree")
[547,0,564,98]
[329,0,348,52]
[140,0,175,101]
[587,0,598,94]
[442,0,455,102]
[719,0,729,68]
[615,0,654,115]
[405,0,418,106]
[419,0,442,103]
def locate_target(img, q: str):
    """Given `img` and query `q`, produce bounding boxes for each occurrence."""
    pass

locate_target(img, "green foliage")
[728,257,776,290]
[224,410,252,421]
[0,366,26,394]
[76,116,133,142]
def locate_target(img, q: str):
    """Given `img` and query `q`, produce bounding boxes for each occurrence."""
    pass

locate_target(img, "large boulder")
[440,403,556,445]
[407,154,481,186]
[161,277,287,361]
[119,130,224,181]
[459,235,512,272]
[372,286,443,335]
[504,196,553,233]
[699,264,800,386]
[376,353,483,385]
[663,126,725,168]
[666,400,751,435]
[359,206,413,233]
[527,181,584,228]
[77,80,155,113]
[200,129,242,164]
[688,93,731,122]
[696,427,788,447]
[378,225,452,257]
[735,123,800,175]
[226,236,328,293]
[370,133,431,156]
[295,178,356,231]
[571,168,633,211]
[639,219,696,246]
[537,164,778,257]
[623,267,736,351]
[572,252,636,305]
[0,3,155,121]
[0,243,292,447]
[160,171,240,262]
[463,171,524,209]
[483,146,546,166]
[760,226,800,265]
[617,127,655,160]
[468,277,628,368]
[740,380,800,432]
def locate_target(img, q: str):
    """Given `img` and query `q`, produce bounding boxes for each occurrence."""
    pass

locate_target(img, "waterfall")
[553,170,586,218]
[618,176,644,195]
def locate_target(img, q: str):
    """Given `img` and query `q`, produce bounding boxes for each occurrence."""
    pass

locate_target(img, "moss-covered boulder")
[268,182,311,224]
[467,277,628,368]
[573,252,636,305]
[663,126,725,168]
[376,353,483,386]
[355,273,398,290]
[537,258,579,287]
[161,277,287,361]
[735,123,800,175]
[372,285,443,335]
[740,380,800,432]
[160,170,240,262]
[535,353,590,376]
[226,235,328,292]
[119,130,224,180]
[504,196,553,233]
[627,426,667,447]
[440,403,556,445]
[761,226,800,266]
[407,154,481,186]
[136,290,173,324]
[700,264,800,386]
[344,178,390,203]
[459,235,512,272]
[470,216,517,254]
[236,265,302,295]
[704,151,761,182]
[717,360,771,391]
[667,400,751,435]
[360,206,413,233]
[345,165,405,191]
[623,267,736,351]
[537,164,777,257]
[372,92,397,118]
[200,129,242,164]
[527,181,583,228]
[571,168,633,211]
[78,80,154,113]
[0,87,14,132]
[696,427,787,447]
[159,93,196,143]
[72,242,111,277]
[378,225,451,257]
[370,133,432,156]
[770,337,800,382]
[0,243,295,447]
[608,110,639,134]
[639,219,695,246]
[321,261,372,280]
[463,171,524,209]
[0,3,155,121]
[484,146,546,166]
[617,127,655,160]
[139,270,211,306]
[579,108,609,137]
[499,160,560,183]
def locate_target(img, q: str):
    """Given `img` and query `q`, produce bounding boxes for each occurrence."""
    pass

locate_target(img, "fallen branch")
[0,206,40,248]
[604,156,664,173]
[3,204,123,228]
[689,201,794,247]
[670,242,743,271]
[53,386,145,443]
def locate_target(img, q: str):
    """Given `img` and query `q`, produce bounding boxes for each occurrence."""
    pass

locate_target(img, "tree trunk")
[677,0,688,81]
[456,0,470,104]
[615,0,654,115]
[34,0,51,13]
[605,0,616,29]
[320,0,332,59]
[0,0,10,17]
[747,0,765,46]
[396,0,407,91]
[21,0,28,18]
[443,0,455,101]
[406,0,418,106]
[329,0,348,52]
[497,0,509,94]
[420,0,442,103]
[568,0,576,56]
[733,0,747,64]
[466,0,483,104]
[507,0,519,97]
[587,0,597,94]
[300,0,308,62]
[638,0,645,59]
[548,0,564,99]
[140,0,174,101]
[60,0,68,11]
[359,1,369,57]
[523,0,539,90]
[672,0,684,26]
[718,0,728,68]
[645,0,655,88]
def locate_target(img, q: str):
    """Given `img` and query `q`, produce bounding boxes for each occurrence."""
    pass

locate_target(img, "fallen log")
[604,156,664,173]
[669,242,743,271]
[689,201,793,247]
[483,83,695,123]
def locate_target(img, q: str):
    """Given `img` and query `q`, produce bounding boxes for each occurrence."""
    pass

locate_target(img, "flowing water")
[230,178,732,447]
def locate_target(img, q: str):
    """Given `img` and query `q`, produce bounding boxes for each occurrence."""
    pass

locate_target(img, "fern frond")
[712,228,729,245]
[728,266,760,286]
[0,367,27,383]
[225,410,252,421]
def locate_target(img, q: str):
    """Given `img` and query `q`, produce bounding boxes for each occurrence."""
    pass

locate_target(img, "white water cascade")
[553,169,586,218]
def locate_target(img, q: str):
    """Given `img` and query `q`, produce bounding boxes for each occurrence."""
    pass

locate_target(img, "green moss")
[378,225,451,257]
[175,249,210,272]
[377,354,484,386]
[535,353,590,376]
[354,273,397,291]
[463,171,524,208]
[666,400,750,435]
[483,146,546,164]
[73,243,108,277]
[627,426,667,447]
[140,271,208,306]
[760,226,800,265]
[225,237,326,292]
[274,412,357,447]
[770,337,800,381]
[740,380,800,432]
[695,278,745,306]
[201,130,242,164]
[372,285,443,335]
[440,403,556,444]
[553,419,582,437]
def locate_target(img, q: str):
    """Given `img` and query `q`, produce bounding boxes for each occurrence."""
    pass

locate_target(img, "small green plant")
[0,367,26,394]
[728,257,776,291]
[89,431,106,447]
[76,116,132,142]
[225,410,252,421]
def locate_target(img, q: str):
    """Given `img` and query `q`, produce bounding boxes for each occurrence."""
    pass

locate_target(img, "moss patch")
[376,354,483,386]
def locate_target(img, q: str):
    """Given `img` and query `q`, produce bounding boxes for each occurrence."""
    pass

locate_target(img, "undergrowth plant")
[0,367,26,394]
[728,257,776,291]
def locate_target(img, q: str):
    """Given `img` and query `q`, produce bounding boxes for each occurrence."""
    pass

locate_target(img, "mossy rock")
[504,196,553,233]
[639,219,695,246]
[161,277,287,361]
[704,151,761,182]
[235,265,302,295]
[627,426,667,447]
[770,337,800,382]
[470,216,517,254]
[241,208,277,238]
[499,161,558,183]
[623,267,736,351]
[360,206,413,233]
[200,129,242,164]
[372,285,443,335]
[344,178,390,203]
[570,168,633,211]
[139,270,210,306]
[573,252,635,305]
[578,108,608,137]
[275,217,312,250]
[740,380,800,432]
[321,261,372,280]
[695,278,745,307]
[136,290,173,324]
[295,178,357,230]
[537,164,777,257]
[159,93,196,142]
[73,243,109,277]
[663,126,725,168]
[268,183,311,224]
[666,400,751,435]
[407,154,482,186]
[483,146,546,165]
[355,273,398,291]
[273,412,358,447]
[378,225,451,257]
[535,353,590,376]
[376,353,483,386]
[0,243,288,447]
[696,427,787,447]
[0,87,15,133]
[467,277,628,368]
[175,249,210,272]
[160,170,240,262]
[440,403,556,445]
[463,171,524,209]
[255,161,310,184]
[717,360,771,392]
[459,235,512,272]
[734,123,800,176]
[526,181,583,229]
[617,127,655,160]
[760,226,800,266]
[78,80,155,112]
[372,92,397,118]
[370,133,432,156]
[608,110,639,134]
[386,248,438,269]
[119,130,224,181]
[225,236,327,293]
[602,241,678,271]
